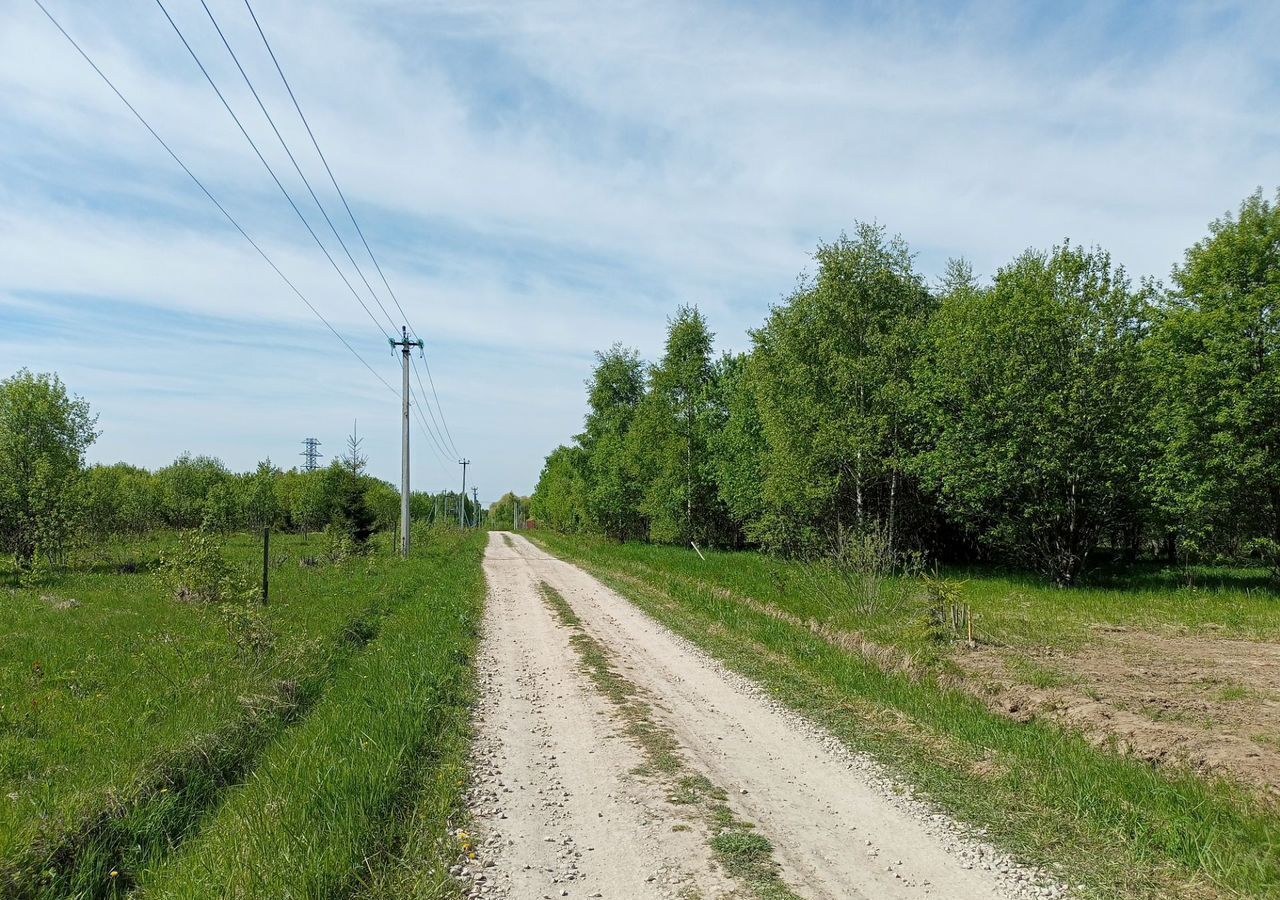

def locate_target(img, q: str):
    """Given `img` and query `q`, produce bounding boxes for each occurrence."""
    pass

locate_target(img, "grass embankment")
[1,528,484,898]
[140,529,485,898]
[529,532,1280,900]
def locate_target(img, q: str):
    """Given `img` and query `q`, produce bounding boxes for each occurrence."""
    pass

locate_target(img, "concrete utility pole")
[472,487,479,529]
[513,498,518,531]
[390,326,424,557]
[458,458,470,528]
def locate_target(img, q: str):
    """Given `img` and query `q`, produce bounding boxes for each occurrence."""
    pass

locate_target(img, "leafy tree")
[82,463,160,538]
[488,492,532,530]
[912,245,1151,584]
[580,344,646,540]
[1147,189,1280,562]
[285,471,335,535]
[626,306,732,545]
[202,480,241,532]
[0,369,98,571]
[365,479,401,533]
[156,453,232,528]
[531,445,589,532]
[750,225,933,553]
[240,459,283,530]
[707,352,766,545]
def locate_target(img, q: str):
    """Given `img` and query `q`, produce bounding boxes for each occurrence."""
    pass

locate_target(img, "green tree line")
[0,370,481,578]
[532,189,1280,584]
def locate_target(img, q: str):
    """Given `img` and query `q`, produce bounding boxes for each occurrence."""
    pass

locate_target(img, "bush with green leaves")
[0,369,98,577]
[159,529,260,605]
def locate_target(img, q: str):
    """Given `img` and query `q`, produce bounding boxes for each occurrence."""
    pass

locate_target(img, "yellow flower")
[110,870,119,879]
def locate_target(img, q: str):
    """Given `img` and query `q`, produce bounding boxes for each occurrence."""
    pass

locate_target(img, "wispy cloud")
[2,0,1277,492]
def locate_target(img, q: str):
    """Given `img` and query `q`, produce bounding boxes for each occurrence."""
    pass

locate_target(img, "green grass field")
[1,528,485,899]
[530,532,1280,900]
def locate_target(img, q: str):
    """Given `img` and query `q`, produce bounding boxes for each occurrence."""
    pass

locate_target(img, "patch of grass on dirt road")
[530,532,1280,900]
[538,580,801,900]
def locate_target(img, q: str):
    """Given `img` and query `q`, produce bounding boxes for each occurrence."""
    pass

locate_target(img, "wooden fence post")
[262,528,270,606]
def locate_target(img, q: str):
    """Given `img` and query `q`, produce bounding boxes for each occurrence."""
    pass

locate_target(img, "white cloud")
[2,0,1277,493]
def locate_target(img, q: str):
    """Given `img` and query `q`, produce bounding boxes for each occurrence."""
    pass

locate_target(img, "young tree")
[626,306,733,545]
[325,427,377,548]
[707,352,766,546]
[580,344,646,540]
[291,470,333,536]
[488,492,532,530]
[0,369,98,570]
[156,453,232,528]
[1147,189,1280,563]
[750,225,933,553]
[241,459,283,531]
[912,245,1151,584]
[531,445,589,532]
[82,463,160,538]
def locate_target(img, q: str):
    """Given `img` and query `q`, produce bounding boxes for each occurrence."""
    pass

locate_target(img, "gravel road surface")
[458,532,1063,900]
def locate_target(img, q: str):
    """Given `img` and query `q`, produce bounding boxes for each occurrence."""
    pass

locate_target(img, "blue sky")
[1,0,1277,499]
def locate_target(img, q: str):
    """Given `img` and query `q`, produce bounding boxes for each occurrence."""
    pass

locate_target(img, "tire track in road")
[460,532,1064,900]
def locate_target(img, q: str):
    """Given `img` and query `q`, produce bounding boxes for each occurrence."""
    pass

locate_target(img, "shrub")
[159,529,259,605]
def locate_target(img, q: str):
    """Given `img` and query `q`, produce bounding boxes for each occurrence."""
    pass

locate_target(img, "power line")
[188,0,459,473]
[30,0,396,397]
[195,0,399,336]
[153,0,392,342]
[243,0,461,457]
[412,355,459,457]
[410,382,455,470]
[242,0,414,330]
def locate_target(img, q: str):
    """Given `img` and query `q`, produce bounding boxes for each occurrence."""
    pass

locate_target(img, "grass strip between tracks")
[137,530,485,899]
[538,579,801,900]
[529,532,1280,900]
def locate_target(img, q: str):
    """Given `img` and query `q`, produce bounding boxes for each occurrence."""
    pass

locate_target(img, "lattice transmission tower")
[300,437,323,473]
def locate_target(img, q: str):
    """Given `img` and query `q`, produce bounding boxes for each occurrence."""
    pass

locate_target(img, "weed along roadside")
[0,527,486,899]
[528,531,1280,900]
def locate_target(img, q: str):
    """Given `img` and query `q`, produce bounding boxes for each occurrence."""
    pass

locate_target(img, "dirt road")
[459,532,1062,899]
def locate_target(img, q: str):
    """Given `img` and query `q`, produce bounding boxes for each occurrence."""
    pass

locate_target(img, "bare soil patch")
[957,630,1280,796]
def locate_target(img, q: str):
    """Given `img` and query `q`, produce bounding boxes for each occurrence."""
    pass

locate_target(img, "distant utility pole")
[513,498,518,532]
[390,326,424,557]
[472,487,479,529]
[299,437,323,473]
[458,458,470,528]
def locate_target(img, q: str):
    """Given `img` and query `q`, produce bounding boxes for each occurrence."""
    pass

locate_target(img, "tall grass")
[533,532,1280,899]
[137,529,485,898]
[0,530,458,896]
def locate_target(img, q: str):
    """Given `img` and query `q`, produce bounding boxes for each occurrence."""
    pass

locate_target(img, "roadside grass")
[523,538,1280,660]
[137,529,485,898]
[530,532,1280,900]
[537,580,800,900]
[0,530,454,897]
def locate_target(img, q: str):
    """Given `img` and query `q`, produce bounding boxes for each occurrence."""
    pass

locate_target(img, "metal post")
[262,528,269,605]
